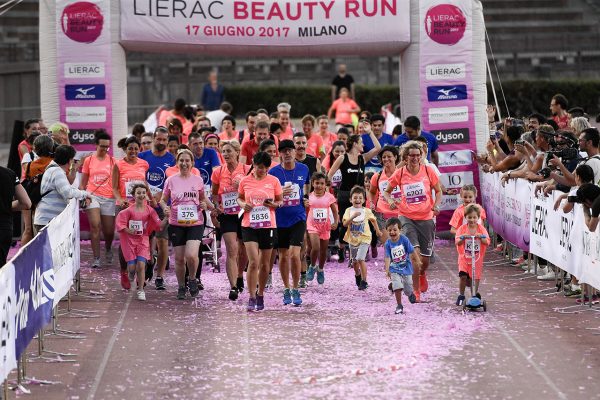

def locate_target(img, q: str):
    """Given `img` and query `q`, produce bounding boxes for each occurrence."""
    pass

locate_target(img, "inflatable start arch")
[39,0,487,220]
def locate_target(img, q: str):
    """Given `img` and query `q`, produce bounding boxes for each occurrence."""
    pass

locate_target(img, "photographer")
[549,128,600,188]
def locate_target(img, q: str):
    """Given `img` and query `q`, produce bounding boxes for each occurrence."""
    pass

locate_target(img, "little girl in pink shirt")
[306,172,338,285]
[116,183,168,301]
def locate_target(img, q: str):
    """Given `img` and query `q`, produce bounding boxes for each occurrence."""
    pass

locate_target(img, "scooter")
[461,234,487,312]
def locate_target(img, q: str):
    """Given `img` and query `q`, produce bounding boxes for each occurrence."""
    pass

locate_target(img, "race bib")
[331,170,342,188]
[222,192,240,214]
[464,239,481,259]
[283,183,301,206]
[128,220,143,235]
[403,181,426,204]
[177,205,198,225]
[391,245,406,263]
[379,180,402,201]
[250,206,271,228]
[312,208,328,223]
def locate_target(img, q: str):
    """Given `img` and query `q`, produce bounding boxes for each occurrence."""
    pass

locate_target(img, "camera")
[79,198,88,209]
[514,139,525,146]
[537,167,553,179]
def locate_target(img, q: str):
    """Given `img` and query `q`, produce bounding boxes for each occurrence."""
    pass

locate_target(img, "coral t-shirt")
[387,165,439,221]
[320,132,338,154]
[82,154,114,199]
[116,158,149,199]
[211,163,251,215]
[280,125,294,141]
[455,223,489,280]
[331,99,359,125]
[238,174,282,229]
[306,192,336,233]
[163,174,206,226]
[370,169,402,217]
[306,134,325,158]
[449,204,487,229]
[219,130,238,142]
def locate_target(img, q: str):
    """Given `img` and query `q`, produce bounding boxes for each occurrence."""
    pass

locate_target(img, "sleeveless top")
[339,153,364,191]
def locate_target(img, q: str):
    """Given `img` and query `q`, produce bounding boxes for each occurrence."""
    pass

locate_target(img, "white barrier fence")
[0,199,80,383]
[482,172,600,290]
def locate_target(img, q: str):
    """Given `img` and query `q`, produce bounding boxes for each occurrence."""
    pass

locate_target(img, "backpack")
[21,158,50,206]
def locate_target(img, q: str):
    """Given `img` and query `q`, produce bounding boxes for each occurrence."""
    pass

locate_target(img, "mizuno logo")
[437,87,456,96]
[76,87,95,95]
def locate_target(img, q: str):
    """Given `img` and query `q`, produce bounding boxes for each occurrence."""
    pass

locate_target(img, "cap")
[278,139,295,151]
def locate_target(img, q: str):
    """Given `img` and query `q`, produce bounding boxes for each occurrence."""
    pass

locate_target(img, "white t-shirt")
[579,155,600,186]
[21,152,38,165]
[206,110,228,130]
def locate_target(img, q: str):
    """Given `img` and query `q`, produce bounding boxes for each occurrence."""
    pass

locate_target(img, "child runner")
[342,185,382,290]
[306,172,339,284]
[384,218,420,314]
[449,184,487,234]
[116,183,168,301]
[454,204,490,306]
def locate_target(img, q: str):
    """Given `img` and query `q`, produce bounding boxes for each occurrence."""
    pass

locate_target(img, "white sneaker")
[137,290,146,301]
[536,266,548,276]
[105,249,114,265]
[330,253,339,261]
[538,269,555,280]
[92,257,101,268]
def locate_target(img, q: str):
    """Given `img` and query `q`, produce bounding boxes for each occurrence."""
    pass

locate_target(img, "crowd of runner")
[7,91,598,312]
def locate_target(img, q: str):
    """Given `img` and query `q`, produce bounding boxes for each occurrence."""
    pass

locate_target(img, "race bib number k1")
[312,208,328,223]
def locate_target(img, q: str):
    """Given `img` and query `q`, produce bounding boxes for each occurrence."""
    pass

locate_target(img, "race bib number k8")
[464,240,481,259]
[177,205,198,225]
[403,182,426,204]
[250,206,271,228]
[222,192,240,214]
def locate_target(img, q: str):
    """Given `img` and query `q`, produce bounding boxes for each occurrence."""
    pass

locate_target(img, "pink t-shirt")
[331,98,359,125]
[370,169,402,218]
[163,174,206,226]
[455,223,489,280]
[238,174,282,229]
[387,165,439,221]
[449,204,487,229]
[82,154,114,199]
[320,131,338,154]
[116,158,149,199]
[306,134,325,158]
[307,192,336,233]
[116,203,161,262]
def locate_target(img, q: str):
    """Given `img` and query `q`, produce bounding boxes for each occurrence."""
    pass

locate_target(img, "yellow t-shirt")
[343,207,376,246]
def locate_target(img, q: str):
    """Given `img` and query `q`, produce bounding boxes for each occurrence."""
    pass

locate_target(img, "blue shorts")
[127,256,147,265]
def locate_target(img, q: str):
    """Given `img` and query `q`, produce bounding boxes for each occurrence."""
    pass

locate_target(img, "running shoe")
[419,272,428,293]
[189,279,200,298]
[92,257,101,269]
[408,293,417,304]
[306,265,316,281]
[358,280,368,291]
[155,276,166,291]
[236,277,244,293]
[388,282,393,293]
[247,297,257,311]
[494,244,504,252]
[330,247,339,262]
[137,290,146,301]
[564,287,582,297]
[355,275,362,288]
[338,247,345,263]
[414,291,421,303]
[177,286,186,300]
[538,269,555,281]
[198,279,204,291]
[475,292,481,299]
[256,295,265,311]
[145,261,154,282]
[229,287,239,301]
[317,269,325,285]
[299,274,307,288]
[371,245,378,258]
[121,271,131,290]
[291,289,302,306]
[265,273,272,289]
[283,288,292,305]
[395,304,404,314]
[456,294,465,306]
[105,249,113,265]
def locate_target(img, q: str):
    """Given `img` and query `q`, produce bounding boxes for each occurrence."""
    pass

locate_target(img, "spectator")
[327,88,360,128]
[200,70,225,112]
[0,166,31,267]
[527,113,547,131]
[482,125,523,173]
[551,127,600,187]
[18,119,40,161]
[550,93,571,130]
[577,183,600,232]
[34,145,91,232]
[570,116,591,136]
[393,116,439,165]
[206,101,233,131]
[49,122,70,145]
[331,63,355,101]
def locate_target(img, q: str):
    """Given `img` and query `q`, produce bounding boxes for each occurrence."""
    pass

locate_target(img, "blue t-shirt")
[384,236,414,275]
[362,133,394,170]
[269,163,310,228]
[138,150,175,192]
[393,131,439,162]
[200,83,225,112]
[194,148,221,186]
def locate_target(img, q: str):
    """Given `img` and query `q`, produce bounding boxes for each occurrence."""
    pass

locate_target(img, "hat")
[278,139,295,151]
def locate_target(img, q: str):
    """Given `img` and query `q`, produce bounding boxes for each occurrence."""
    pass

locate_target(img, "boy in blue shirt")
[384,218,421,314]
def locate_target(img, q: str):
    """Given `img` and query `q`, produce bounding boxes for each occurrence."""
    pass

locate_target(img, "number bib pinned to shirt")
[283,184,301,207]
[403,181,426,204]
[379,180,402,201]
[250,206,271,228]
[177,205,198,225]
[128,220,143,235]
[464,239,481,259]
[331,170,342,188]
[391,245,406,264]
[312,208,328,223]
[222,192,240,214]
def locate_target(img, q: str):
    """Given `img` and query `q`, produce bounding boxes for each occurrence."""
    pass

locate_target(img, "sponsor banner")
[439,170,474,212]
[69,128,98,145]
[12,229,55,359]
[425,63,466,81]
[426,85,468,102]
[428,106,469,124]
[120,0,410,48]
[0,265,16,382]
[433,128,470,145]
[57,0,112,152]
[46,199,81,307]
[437,150,473,168]
[65,84,106,100]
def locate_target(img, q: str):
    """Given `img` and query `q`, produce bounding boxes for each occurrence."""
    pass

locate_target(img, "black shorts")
[217,213,242,239]
[168,225,205,247]
[241,227,277,250]
[277,220,306,249]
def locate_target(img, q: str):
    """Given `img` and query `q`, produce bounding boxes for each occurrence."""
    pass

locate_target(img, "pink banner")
[57,0,112,155]
[418,1,480,230]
